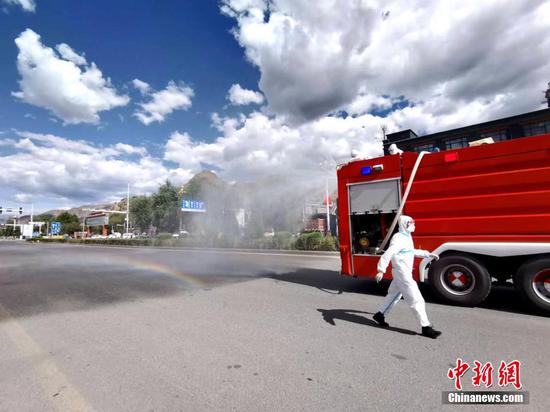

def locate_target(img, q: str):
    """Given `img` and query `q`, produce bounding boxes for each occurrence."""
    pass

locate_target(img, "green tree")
[57,211,79,224]
[0,225,21,237]
[62,222,82,235]
[35,214,53,224]
[152,181,179,233]
[56,212,80,235]
[109,213,126,232]
[131,196,152,233]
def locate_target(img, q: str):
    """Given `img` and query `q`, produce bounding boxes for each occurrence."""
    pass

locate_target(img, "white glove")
[429,253,439,261]
[375,272,384,282]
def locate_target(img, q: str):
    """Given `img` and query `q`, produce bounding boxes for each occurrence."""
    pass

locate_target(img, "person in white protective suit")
[372,215,442,339]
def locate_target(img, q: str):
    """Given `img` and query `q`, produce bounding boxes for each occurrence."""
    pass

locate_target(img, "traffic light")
[19,207,23,215]
[0,207,2,214]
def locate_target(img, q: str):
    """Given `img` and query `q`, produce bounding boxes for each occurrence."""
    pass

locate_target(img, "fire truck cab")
[337,133,550,313]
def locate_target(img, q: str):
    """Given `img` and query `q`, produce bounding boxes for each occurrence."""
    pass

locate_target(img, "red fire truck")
[337,133,550,313]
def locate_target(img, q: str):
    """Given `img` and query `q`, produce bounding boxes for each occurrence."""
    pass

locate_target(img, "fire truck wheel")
[514,257,550,314]
[429,254,491,306]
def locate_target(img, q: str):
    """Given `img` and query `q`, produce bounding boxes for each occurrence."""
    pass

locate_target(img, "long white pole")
[126,183,130,234]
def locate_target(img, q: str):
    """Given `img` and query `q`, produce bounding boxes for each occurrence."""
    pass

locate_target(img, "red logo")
[498,360,522,390]
[447,358,470,391]
[448,359,522,391]
[472,361,493,388]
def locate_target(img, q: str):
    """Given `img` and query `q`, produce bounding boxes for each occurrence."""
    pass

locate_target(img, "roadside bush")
[292,232,337,251]
[319,235,337,251]
[294,232,323,250]
[175,237,195,248]
[25,232,338,251]
[272,231,293,250]
[213,234,239,249]
[156,233,173,241]
[153,238,175,247]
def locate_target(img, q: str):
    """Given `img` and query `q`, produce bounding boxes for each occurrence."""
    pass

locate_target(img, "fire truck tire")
[429,254,491,306]
[514,257,550,314]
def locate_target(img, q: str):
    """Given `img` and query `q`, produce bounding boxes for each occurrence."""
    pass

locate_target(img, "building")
[383,108,550,154]
[303,217,326,233]
[302,195,337,235]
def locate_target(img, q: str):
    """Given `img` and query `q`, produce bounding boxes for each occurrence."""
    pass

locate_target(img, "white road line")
[0,304,93,411]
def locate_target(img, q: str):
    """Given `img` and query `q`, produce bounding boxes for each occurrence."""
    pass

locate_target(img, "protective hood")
[398,215,415,235]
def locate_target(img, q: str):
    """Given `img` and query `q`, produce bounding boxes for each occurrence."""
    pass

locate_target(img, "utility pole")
[126,183,130,234]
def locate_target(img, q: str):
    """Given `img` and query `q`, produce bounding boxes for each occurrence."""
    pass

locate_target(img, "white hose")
[377,151,429,253]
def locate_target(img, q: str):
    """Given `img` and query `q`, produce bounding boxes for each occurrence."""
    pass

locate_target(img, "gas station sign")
[181,199,206,213]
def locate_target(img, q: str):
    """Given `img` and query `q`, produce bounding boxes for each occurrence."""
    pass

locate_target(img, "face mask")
[407,221,416,233]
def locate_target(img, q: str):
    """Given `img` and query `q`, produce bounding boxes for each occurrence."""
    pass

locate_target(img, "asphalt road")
[0,241,548,411]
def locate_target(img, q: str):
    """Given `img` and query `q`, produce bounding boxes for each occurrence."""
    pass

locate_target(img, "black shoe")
[422,326,442,339]
[373,312,389,327]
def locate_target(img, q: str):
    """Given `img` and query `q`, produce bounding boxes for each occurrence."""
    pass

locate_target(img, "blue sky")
[0,0,548,213]
[0,0,259,154]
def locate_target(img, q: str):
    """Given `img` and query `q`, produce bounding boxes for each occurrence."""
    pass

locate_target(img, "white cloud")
[134,81,194,125]
[15,193,32,203]
[12,29,129,124]
[0,138,16,146]
[222,0,550,125]
[0,131,192,206]
[3,0,35,12]
[166,88,539,183]
[55,43,86,66]
[345,92,394,116]
[227,83,264,105]
[132,78,151,95]
[114,142,147,156]
[164,111,386,181]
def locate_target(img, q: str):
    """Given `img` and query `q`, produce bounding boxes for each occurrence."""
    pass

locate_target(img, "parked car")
[172,230,190,239]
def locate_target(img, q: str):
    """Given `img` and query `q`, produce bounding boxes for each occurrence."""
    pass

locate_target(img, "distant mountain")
[179,170,226,198]
[39,201,125,220]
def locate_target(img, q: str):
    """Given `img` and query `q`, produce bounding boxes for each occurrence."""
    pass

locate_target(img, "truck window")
[349,180,400,214]
[348,180,400,255]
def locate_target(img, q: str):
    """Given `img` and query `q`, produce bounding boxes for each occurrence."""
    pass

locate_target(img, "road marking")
[55,244,341,259]
[0,304,93,411]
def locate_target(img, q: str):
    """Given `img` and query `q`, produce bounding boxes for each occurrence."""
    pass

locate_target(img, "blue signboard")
[181,199,206,213]
[51,221,61,235]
